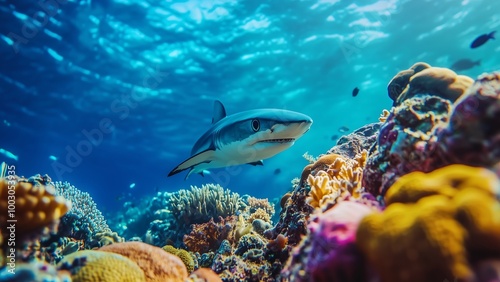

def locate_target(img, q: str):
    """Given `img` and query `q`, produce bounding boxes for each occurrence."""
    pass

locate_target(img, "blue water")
[1,0,499,213]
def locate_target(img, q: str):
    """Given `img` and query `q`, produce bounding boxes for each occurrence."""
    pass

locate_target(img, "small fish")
[338,126,349,133]
[129,183,136,189]
[352,87,360,97]
[470,31,495,48]
[0,148,18,161]
[451,59,480,71]
[331,134,339,141]
[49,155,58,161]
[274,168,281,175]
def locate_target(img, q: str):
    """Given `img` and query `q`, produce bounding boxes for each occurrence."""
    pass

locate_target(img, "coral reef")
[437,72,500,166]
[54,181,111,242]
[0,176,71,236]
[0,260,71,282]
[183,216,236,254]
[140,184,246,247]
[168,184,245,227]
[282,201,376,282]
[187,268,223,282]
[162,245,196,274]
[387,62,473,105]
[357,165,500,282]
[58,249,145,282]
[364,66,500,197]
[327,123,381,159]
[306,150,367,211]
[99,241,188,282]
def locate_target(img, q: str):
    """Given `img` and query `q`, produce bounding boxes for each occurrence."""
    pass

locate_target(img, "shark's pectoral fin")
[168,150,216,177]
[248,160,264,166]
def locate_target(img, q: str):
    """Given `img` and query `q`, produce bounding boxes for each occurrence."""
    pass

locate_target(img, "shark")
[168,100,313,179]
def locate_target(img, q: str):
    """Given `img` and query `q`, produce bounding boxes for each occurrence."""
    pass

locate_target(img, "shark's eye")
[251,119,260,132]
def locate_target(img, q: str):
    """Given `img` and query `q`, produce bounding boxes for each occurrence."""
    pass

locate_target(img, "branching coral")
[248,208,272,224]
[167,184,245,228]
[54,181,111,242]
[357,165,500,282]
[246,196,275,219]
[306,150,368,211]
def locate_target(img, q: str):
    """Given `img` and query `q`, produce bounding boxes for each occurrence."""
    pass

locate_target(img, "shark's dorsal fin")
[212,100,226,124]
[248,160,264,166]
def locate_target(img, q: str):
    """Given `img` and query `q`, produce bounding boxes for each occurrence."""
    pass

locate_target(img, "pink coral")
[282,201,376,282]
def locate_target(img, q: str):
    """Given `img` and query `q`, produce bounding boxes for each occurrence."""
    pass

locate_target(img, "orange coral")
[57,250,145,282]
[183,216,235,253]
[247,196,275,216]
[187,268,222,282]
[266,234,288,252]
[99,242,188,282]
[356,165,500,282]
[0,177,71,235]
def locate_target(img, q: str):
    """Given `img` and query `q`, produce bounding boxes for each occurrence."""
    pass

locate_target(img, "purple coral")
[437,72,500,166]
[282,201,376,282]
[363,95,452,196]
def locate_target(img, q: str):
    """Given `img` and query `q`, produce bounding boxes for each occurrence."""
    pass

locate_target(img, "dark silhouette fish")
[470,31,495,48]
[338,126,349,133]
[451,59,480,71]
[352,87,360,97]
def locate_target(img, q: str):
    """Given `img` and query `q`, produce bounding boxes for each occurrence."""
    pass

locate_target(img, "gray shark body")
[168,100,312,179]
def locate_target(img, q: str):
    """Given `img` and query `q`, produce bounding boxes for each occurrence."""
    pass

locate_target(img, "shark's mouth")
[257,138,295,144]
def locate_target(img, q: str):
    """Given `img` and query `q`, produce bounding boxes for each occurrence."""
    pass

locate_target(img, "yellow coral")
[99,242,188,282]
[0,177,71,234]
[57,250,145,282]
[306,171,341,209]
[305,150,368,210]
[162,245,195,274]
[379,109,390,122]
[357,164,500,282]
[248,208,271,223]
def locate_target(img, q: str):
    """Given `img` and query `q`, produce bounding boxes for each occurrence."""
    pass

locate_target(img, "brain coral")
[388,62,473,105]
[57,250,145,282]
[162,245,196,273]
[356,164,500,282]
[99,241,188,282]
[0,176,71,235]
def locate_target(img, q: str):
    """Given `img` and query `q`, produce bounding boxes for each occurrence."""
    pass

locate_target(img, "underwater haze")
[0,0,499,212]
